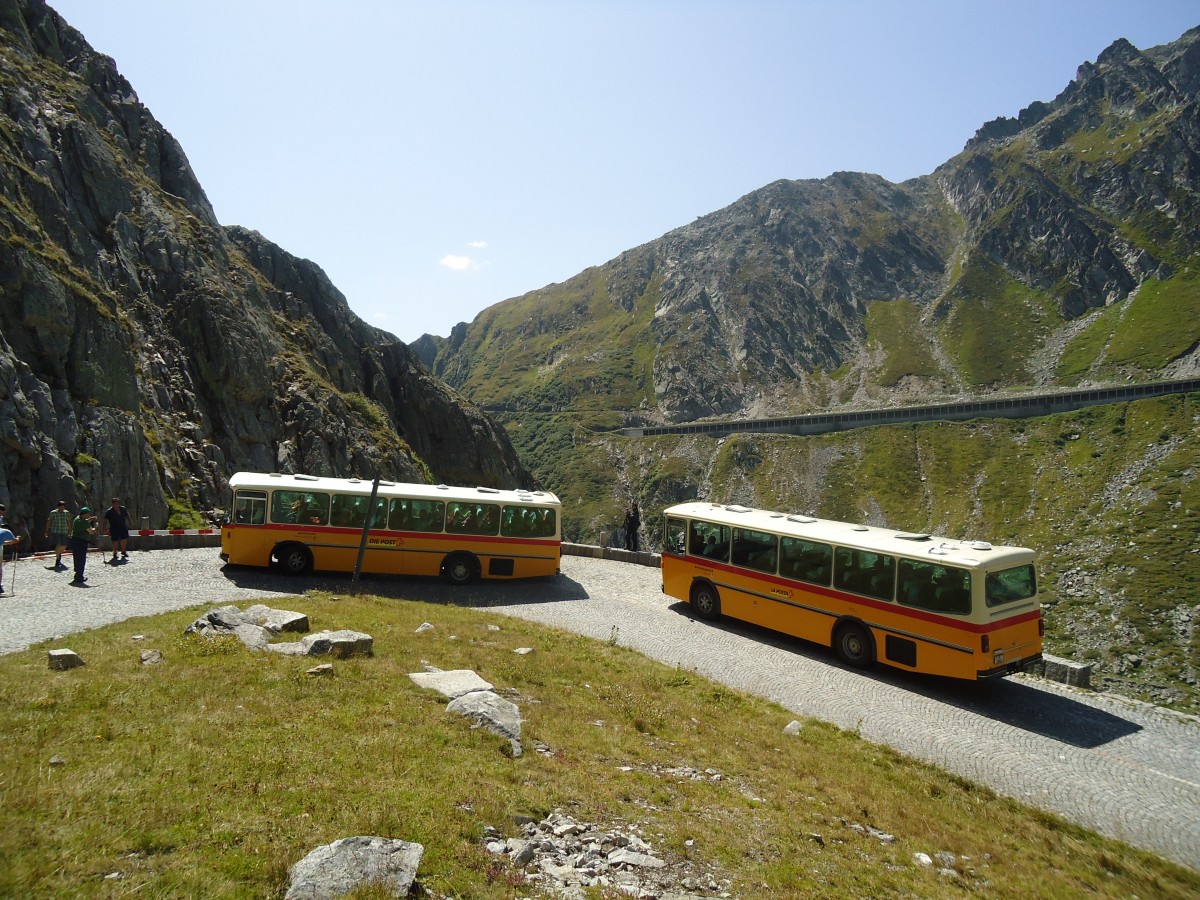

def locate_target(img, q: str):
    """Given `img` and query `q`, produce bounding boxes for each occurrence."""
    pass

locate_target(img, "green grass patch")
[1106,272,1200,369]
[0,594,1195,897]
[1059,270,1200,377]
[936,256,1057,386]
[865,299,945,386]
[165,496,207,529]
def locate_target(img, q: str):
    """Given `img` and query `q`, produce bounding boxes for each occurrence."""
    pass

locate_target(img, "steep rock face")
[0,0,529,527]
[432,27,1200,428]
[645,173,956,419]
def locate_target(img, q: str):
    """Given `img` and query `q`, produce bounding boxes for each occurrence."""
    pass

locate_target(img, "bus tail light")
[981,635,990,653]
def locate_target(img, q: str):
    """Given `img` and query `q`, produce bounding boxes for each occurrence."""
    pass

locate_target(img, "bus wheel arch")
[833,618,875,669]
[441,551,480,586]
[273,542,313,576]
[690,579,722,621]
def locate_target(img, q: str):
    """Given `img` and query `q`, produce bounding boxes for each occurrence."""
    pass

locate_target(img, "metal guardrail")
[621,378,1200,438]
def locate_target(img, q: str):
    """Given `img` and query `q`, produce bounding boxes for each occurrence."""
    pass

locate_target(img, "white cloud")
[439,254,477,271]
[466,240,488,249]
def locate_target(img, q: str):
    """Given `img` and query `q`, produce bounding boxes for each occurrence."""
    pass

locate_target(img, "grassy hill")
[1,593,1196,896]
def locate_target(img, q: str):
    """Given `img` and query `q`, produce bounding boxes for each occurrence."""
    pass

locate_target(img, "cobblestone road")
[3,547,1197,871]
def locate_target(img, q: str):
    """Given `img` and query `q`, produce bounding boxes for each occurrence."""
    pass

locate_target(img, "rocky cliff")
[0,0,529,530]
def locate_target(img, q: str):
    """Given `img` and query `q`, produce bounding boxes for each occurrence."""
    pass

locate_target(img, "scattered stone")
[609,847,666,869]
[408,669,494,699]
[48,648,84,670]
[913,852,933,867]
[409,669,523,755]
[306,664,335,677]
[132,635,145,641]
[267,630,374,659]
[514,647,535,655]
[807,833,825,847]
[284,835,424,900]
[783,720,803,735]
[49,755,65,766]
[487,624,501,632]
[447,690,523,757]
[484,809,720,899]
[184,604,310,650]
[139,649,164,666]
[414,622,434,633]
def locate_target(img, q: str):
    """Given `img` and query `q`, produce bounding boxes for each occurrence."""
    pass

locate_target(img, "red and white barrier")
[136,528,218,536]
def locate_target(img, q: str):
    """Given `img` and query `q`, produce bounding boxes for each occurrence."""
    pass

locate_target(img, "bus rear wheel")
[274,543,313,576]
[690,582,721,621]
[441,552,480,586]
[834,621,874,669]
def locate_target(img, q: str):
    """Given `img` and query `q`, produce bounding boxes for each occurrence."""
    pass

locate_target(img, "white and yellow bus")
[662,502,1042,680]
[220,472,561,584]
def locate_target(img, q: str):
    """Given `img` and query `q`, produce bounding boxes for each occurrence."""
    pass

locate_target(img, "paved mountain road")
[2,548,1197,870]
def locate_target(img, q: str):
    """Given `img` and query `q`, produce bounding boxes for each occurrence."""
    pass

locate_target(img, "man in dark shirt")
[104,497,132,563]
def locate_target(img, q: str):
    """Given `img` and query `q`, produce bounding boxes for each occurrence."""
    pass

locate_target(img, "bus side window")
[835,549,895,601]
[733,528,777,574]
[301,493,329,526]
[899,561,971,614]
[687,523,729,561]
[501,506,525,537]
[781,537,832,586]
[272,490,329,525]
[331,494,366,529]
[234,491,267,525]
[532,508,556,538]
[665,518,687,555]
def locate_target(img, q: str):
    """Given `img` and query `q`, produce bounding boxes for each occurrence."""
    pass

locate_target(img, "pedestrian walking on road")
[104,497,132,564]
[45,500,71,570]
[69,507,97,585]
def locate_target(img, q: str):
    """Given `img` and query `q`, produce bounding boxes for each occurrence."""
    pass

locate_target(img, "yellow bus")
[220,472,561,584]
[662,502,1042,680]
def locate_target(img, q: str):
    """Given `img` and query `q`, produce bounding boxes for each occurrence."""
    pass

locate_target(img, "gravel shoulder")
[2,547,1197,871]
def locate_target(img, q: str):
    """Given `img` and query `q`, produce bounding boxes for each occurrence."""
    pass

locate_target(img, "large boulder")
[284,835,424,900]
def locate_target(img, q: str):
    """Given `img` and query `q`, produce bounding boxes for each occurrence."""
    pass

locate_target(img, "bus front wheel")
[834,621,874,669]
[274,543,313,576]
[441,552,480,586]
[690,582,721,621]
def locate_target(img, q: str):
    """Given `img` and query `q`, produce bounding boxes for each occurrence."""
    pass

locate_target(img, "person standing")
[103,497,132,563]
[45,500,71,570]
[0,523,16,595]
[69,507,97,585]
[623,502,641,552]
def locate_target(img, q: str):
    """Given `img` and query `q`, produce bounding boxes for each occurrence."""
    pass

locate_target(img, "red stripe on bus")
[666,553,1041,635]
[221,522,559,546]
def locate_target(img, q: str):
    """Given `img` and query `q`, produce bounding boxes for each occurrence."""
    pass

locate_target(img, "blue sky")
[47,1,1199,344]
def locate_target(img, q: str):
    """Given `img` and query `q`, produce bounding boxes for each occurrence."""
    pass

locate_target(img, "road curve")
[2,548,1196,870]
